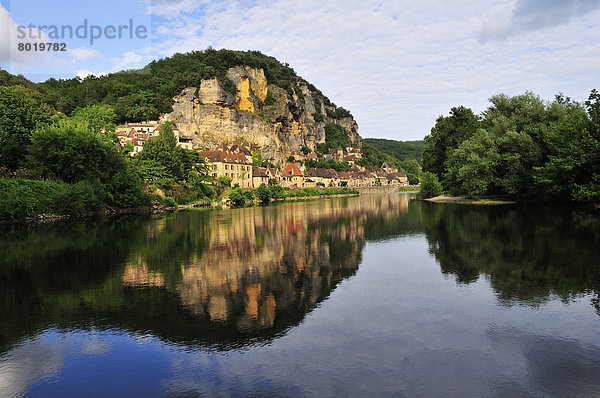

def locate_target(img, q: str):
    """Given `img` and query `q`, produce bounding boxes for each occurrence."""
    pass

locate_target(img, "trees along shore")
[420,89,600,203]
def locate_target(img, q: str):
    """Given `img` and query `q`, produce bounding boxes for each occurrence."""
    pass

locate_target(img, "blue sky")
[1,0,599,140]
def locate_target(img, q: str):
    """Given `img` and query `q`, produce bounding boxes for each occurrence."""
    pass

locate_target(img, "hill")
[1,48,361,164]
[362,138,425,163]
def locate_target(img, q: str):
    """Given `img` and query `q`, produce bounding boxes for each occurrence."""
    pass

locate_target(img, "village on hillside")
[116,121,410,189]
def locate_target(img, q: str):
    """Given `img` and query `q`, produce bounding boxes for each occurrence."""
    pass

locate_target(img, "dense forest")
[0,48,350,124]
[421,90,600,202]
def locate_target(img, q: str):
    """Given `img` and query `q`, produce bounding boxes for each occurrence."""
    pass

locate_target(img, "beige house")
[252,166,269,187]
[117,122,193,152]
[281,164,304,188]
[199,150,253,188]
[305,168,340,187]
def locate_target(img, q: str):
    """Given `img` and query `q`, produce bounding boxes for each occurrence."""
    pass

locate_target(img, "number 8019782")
[17,42,67,51]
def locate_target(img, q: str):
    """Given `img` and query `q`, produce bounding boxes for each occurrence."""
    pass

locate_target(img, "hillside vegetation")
[1,48,351,124]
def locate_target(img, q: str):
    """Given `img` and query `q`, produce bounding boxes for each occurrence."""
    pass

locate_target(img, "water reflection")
[2,195,600,396]
[420,202,600,312]
[0,194,414,351]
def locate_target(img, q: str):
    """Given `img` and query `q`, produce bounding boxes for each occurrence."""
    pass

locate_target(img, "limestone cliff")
[162,65,361,164]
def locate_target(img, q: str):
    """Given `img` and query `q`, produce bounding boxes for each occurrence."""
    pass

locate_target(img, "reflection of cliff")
[173,194,411,333]
[0,194,414,352]
[421,203,600,312]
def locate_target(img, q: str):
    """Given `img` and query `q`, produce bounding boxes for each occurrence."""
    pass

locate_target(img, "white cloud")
[111,50,148,71]
[0,4,51,69]
[145,0,209,18]
[76,69,108,79]
[69,47,102,62]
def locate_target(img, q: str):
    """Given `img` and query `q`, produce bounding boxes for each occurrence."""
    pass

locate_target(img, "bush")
[199,183,214,198]
[269,185,285,199]
[162,196,176,206]
[256,183,271,203]
[0,178,104,220]
[229,187,253,205]
[419,172,443,199]
[106,168,147,208]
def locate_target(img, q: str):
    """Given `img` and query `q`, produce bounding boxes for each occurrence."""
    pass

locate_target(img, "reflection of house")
[199,149,253,188]
[281,163,304,187]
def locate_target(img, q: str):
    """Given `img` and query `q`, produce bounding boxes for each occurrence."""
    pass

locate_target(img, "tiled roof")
[282,163,303,177]
[198,150,251,164]
[252,166,269,177]
[307,168,338,178]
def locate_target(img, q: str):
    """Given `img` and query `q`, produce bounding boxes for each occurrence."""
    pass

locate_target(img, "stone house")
[281,164,304,188]
[252,166,269,187]
[199,150,253,188]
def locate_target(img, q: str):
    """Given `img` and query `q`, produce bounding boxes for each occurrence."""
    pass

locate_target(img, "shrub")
[256,183,271,203]
[199,183,214,198]
[162,196,176,206]
[419,172,443,199]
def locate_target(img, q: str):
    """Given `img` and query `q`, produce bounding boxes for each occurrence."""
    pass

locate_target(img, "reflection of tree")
[421,202,600,311]
[0,194,416,352]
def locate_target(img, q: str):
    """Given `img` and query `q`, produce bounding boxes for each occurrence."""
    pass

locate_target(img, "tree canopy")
[422,90,600,201]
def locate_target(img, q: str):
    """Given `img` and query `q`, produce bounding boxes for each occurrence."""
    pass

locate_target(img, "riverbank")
[0,186,362,224]
[424,195,516,205]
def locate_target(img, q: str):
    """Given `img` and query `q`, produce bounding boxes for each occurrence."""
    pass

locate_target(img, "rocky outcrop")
[162,66,361,164]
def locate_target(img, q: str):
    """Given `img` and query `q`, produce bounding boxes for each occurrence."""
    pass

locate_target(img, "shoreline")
[424,195,516,205]
[0,191,364,225]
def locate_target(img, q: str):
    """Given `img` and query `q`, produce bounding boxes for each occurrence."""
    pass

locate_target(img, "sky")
[1,0,599,140]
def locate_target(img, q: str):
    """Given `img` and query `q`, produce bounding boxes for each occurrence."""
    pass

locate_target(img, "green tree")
[418,172,443,199]
[0,86,54,170]
[399,159,422,184]
[229,186,253,205]
[137,122,199,181]
[256,183,271,203]
[534,90,600,201]
[27,120,125,184]
[422,106,480,188]
[70,104,117,133]
[445,129,499,196]
[215,175,233,196]
[324,123,351,150]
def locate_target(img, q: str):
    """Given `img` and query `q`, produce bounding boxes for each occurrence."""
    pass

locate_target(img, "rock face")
[162,66,361,164]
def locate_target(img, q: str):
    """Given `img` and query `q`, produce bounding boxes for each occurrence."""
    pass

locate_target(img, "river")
[1,193,599,396]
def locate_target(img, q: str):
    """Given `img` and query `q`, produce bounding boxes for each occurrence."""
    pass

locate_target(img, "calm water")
[1,194,600,397]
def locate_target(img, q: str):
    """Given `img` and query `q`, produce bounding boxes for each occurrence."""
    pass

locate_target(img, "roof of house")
[305,153,318,160]
[198,150,251,164]
[252,166,269,177]
[282,163,303,177]
[387,172,407,178]
[329,148,342,154]
[266,167,280,176]
[306,168,338,178]
[230,144,252,155]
